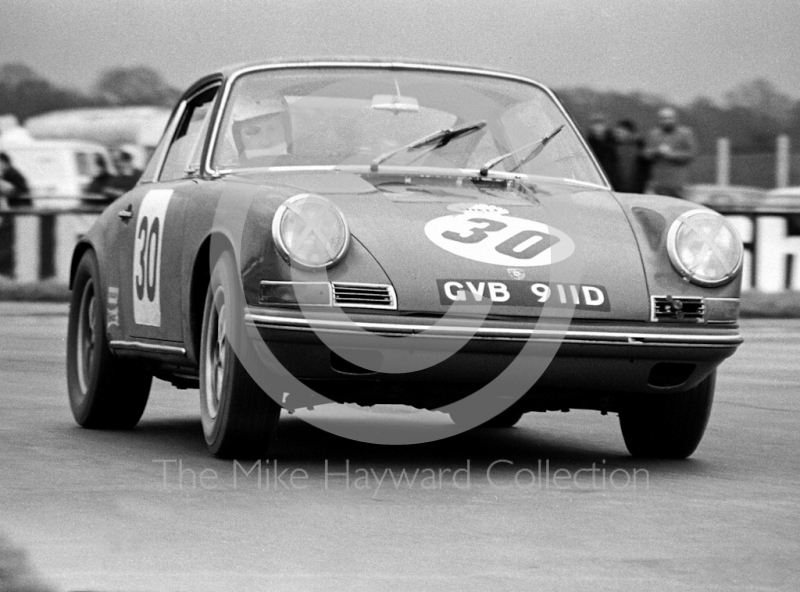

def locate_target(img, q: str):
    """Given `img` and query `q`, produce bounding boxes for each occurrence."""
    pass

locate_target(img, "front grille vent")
[651,296,705,322]
[332,283,397,310]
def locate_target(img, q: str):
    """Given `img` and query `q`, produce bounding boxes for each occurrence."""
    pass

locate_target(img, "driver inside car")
[217,93,291,166]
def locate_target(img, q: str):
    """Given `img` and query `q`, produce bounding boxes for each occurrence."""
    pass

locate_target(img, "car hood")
[237,171,651,321]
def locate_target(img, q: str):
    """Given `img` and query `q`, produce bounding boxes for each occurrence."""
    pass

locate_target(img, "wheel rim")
[75,278,96,395]
[204,286,227,420]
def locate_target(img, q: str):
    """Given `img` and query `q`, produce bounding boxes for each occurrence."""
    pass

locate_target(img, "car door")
[115,83,221,346]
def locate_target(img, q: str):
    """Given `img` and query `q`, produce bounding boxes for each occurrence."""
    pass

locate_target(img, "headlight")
[667,209,743,287]
[272,193,350,270]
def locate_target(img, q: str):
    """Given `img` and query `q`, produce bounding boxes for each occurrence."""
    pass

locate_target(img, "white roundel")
[424,209,575,267]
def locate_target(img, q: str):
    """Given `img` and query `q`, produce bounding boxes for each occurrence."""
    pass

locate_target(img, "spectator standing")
[0,151,32,276]
[0,152,32,208]
[585,113,619,189]
[613,119,650,193]
[86,154,112,200]
[644,107,698,199]
[104,151,143,201]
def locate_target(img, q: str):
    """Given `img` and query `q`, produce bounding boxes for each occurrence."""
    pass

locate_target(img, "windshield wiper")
[479,124,565,177]
[370,120,486,171]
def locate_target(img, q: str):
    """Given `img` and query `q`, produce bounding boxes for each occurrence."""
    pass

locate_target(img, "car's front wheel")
[618,371,716,459]
[66,250,152,428]
[199,250,281,458]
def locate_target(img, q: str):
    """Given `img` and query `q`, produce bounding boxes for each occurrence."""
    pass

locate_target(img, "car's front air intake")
[651,296,705,322]
[332,283,397,310]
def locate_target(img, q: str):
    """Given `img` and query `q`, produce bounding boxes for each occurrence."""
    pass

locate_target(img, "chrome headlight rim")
[667,209,743,288]
[271,193,351,271]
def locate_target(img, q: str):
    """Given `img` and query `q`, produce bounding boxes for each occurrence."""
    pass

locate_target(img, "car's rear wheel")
[619,371,716,459]
[66,250,152,428]
[199,250,281,458]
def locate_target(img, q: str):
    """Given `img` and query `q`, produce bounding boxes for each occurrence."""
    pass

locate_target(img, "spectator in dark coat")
[103,151,143,201]
[585,113,619,189]
[613,119,650,193]
[86,154,112,199]
[643,107,698,199]
[0,152,32,208]
[0,151,31,276]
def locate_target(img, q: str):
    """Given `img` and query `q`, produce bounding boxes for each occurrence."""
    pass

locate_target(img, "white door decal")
[132,189,172,326]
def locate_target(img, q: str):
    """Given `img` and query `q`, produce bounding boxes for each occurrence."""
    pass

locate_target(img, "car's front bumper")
[243,307,742,407]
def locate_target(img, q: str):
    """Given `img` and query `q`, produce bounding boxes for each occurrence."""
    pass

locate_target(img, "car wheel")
[66,250,152,428]
[199,250,281,458]
[449,405,524,428]
[619,371,716,459]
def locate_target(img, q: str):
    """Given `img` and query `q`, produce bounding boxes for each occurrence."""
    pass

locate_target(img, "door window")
[159,85,219,181]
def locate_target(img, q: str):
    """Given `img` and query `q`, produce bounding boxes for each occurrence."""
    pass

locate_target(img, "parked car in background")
[25,106,170,170]
[66,59,745,460]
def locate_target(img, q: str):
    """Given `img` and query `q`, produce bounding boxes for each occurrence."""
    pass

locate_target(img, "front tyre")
[199,250,281,458]
[66,250,152,428]
[619,371,716,459]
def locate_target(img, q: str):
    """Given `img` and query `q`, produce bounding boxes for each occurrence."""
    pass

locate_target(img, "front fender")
[615,193,743,301]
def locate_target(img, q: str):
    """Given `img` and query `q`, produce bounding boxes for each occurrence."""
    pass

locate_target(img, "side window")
[159,85,219,181]
[140,120,173,183]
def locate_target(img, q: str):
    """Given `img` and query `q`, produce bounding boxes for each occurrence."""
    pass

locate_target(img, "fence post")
[776,135,790,189]
[716,137,730,186]
[13,216,40,282]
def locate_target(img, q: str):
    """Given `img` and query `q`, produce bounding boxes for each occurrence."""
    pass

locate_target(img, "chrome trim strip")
[149,100,187,183]
[243,313,743,347]
[109,340,187,355]
[212,164,608,192]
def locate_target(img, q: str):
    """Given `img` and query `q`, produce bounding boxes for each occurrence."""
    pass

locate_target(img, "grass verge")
[0,280,70,302]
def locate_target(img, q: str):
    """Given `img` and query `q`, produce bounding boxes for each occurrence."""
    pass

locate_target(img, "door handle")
[118,205,133,220]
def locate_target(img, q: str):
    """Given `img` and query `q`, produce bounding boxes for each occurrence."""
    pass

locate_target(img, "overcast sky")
[3,0,799,104]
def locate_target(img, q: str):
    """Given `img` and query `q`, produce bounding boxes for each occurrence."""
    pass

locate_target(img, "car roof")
[190,57,546,92]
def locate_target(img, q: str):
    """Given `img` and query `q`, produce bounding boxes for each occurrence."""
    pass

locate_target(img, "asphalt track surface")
[0,302,798,592]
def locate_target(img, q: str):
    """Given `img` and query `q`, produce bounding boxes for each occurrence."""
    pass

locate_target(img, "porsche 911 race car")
[66,60,744,459]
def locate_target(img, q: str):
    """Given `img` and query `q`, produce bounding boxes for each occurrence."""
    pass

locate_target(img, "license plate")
[437,279,610,311]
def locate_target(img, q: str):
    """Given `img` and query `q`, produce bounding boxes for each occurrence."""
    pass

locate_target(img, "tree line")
[1,62,798,155]
[0,63,180,122]
[558,78,800,155]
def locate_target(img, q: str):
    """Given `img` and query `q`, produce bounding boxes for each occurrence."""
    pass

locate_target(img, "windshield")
[211,67,606,186]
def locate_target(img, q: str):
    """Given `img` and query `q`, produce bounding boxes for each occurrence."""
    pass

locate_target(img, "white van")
[1,138,116,209]
[25,106,169,170]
